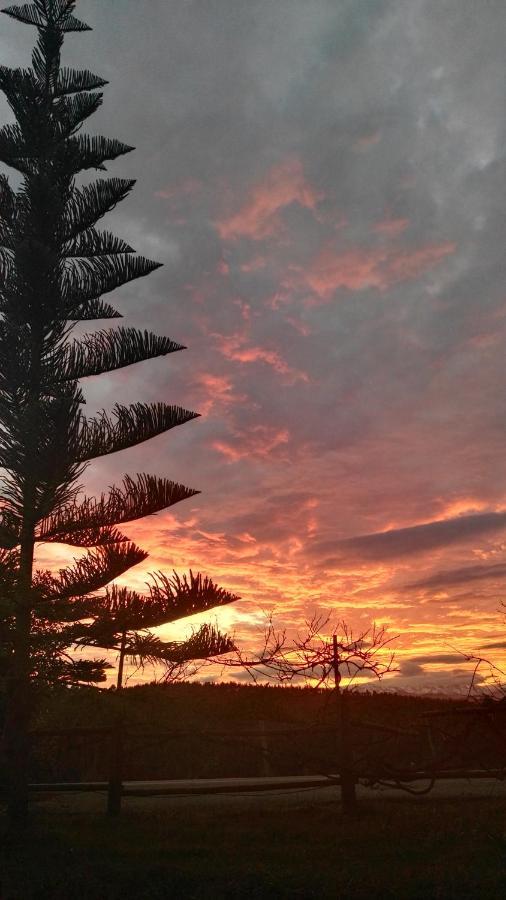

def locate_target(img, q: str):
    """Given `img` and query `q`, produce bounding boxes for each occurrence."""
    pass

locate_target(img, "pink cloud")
[374,217,410,237]
[240,256,267,272]
[294,240,456,301]
[212,425,290,462]
[213,331,309,383]
[285,315,312,336]
[385,243,456,282]
[216,258,230,276]
[215,158,323,241]
[232,299,251,321]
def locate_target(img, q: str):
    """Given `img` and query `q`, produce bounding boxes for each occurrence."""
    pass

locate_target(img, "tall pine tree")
[0,0,238,832]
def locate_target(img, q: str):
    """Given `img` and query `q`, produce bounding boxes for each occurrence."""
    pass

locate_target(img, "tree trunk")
[3,516,36,838]
[116,630,127,690]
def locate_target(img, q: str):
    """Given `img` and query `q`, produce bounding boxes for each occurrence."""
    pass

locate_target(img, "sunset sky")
[2,0,506,693]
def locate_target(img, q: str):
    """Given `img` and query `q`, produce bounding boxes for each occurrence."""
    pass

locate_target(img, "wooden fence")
[6,699,504,816]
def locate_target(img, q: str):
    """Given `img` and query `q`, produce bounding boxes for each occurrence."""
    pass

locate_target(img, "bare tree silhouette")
[220,613,396,687]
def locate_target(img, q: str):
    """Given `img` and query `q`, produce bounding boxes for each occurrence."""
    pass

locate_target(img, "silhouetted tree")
[220,614,396,687]
[78,571,237,689]
[0,0,239,833]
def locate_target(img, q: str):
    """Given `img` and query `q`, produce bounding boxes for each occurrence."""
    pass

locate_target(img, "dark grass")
[2,794,506,899]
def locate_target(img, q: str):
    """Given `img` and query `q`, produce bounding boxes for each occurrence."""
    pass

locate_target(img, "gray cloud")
[414,653,465,665]
[404,562,506,592]
[320,512,506,562]
[396,653,481,683]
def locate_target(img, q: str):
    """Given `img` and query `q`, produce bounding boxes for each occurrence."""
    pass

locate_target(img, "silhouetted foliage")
[80,572,238,689]
[0,0,239,832]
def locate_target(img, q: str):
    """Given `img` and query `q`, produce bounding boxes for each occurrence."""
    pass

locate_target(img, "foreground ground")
[2,787,506,898]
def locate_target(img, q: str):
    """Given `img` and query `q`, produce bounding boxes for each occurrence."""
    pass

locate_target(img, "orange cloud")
[296,240,456,301]
[215,159,323,241]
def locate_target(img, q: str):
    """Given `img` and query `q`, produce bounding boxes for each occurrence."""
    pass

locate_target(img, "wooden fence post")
[258,720,272,777]
[107,719,124,817]
[333,635,357,811]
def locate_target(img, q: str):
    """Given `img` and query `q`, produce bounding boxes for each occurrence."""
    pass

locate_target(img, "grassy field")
[2,792,506,899]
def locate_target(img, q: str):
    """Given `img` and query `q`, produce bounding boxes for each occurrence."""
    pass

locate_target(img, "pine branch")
[66,297,122,321]
[0,222,13,253]
[56,91,103,135]
[2,2,90,33]
[63,178,136,240]
[34,593,102,624]
[64,229,134,258]
[125,625,235,667]
[0,66,40,115]
[0,547,18,608]
[61,255,162,306]
[0,123,33,173]
[0,386,88,520]
[42,525,132,548]
[165,623,236,661]
[56,67,108,96]
[86,584,148,633]
[31,26,64,88]
[0,507,21,549]
[63,134,134,174]
[2,4,46,28]
[146,570,240,623]
[52,328,185,382]
[58,659,109,685]
[77,403,199,462]
[38,475,199,542]
[87,571,239,634]
[0,246,14,284]
[59,13,90,33]
[44,542,148,600]
[0,174,15,224]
